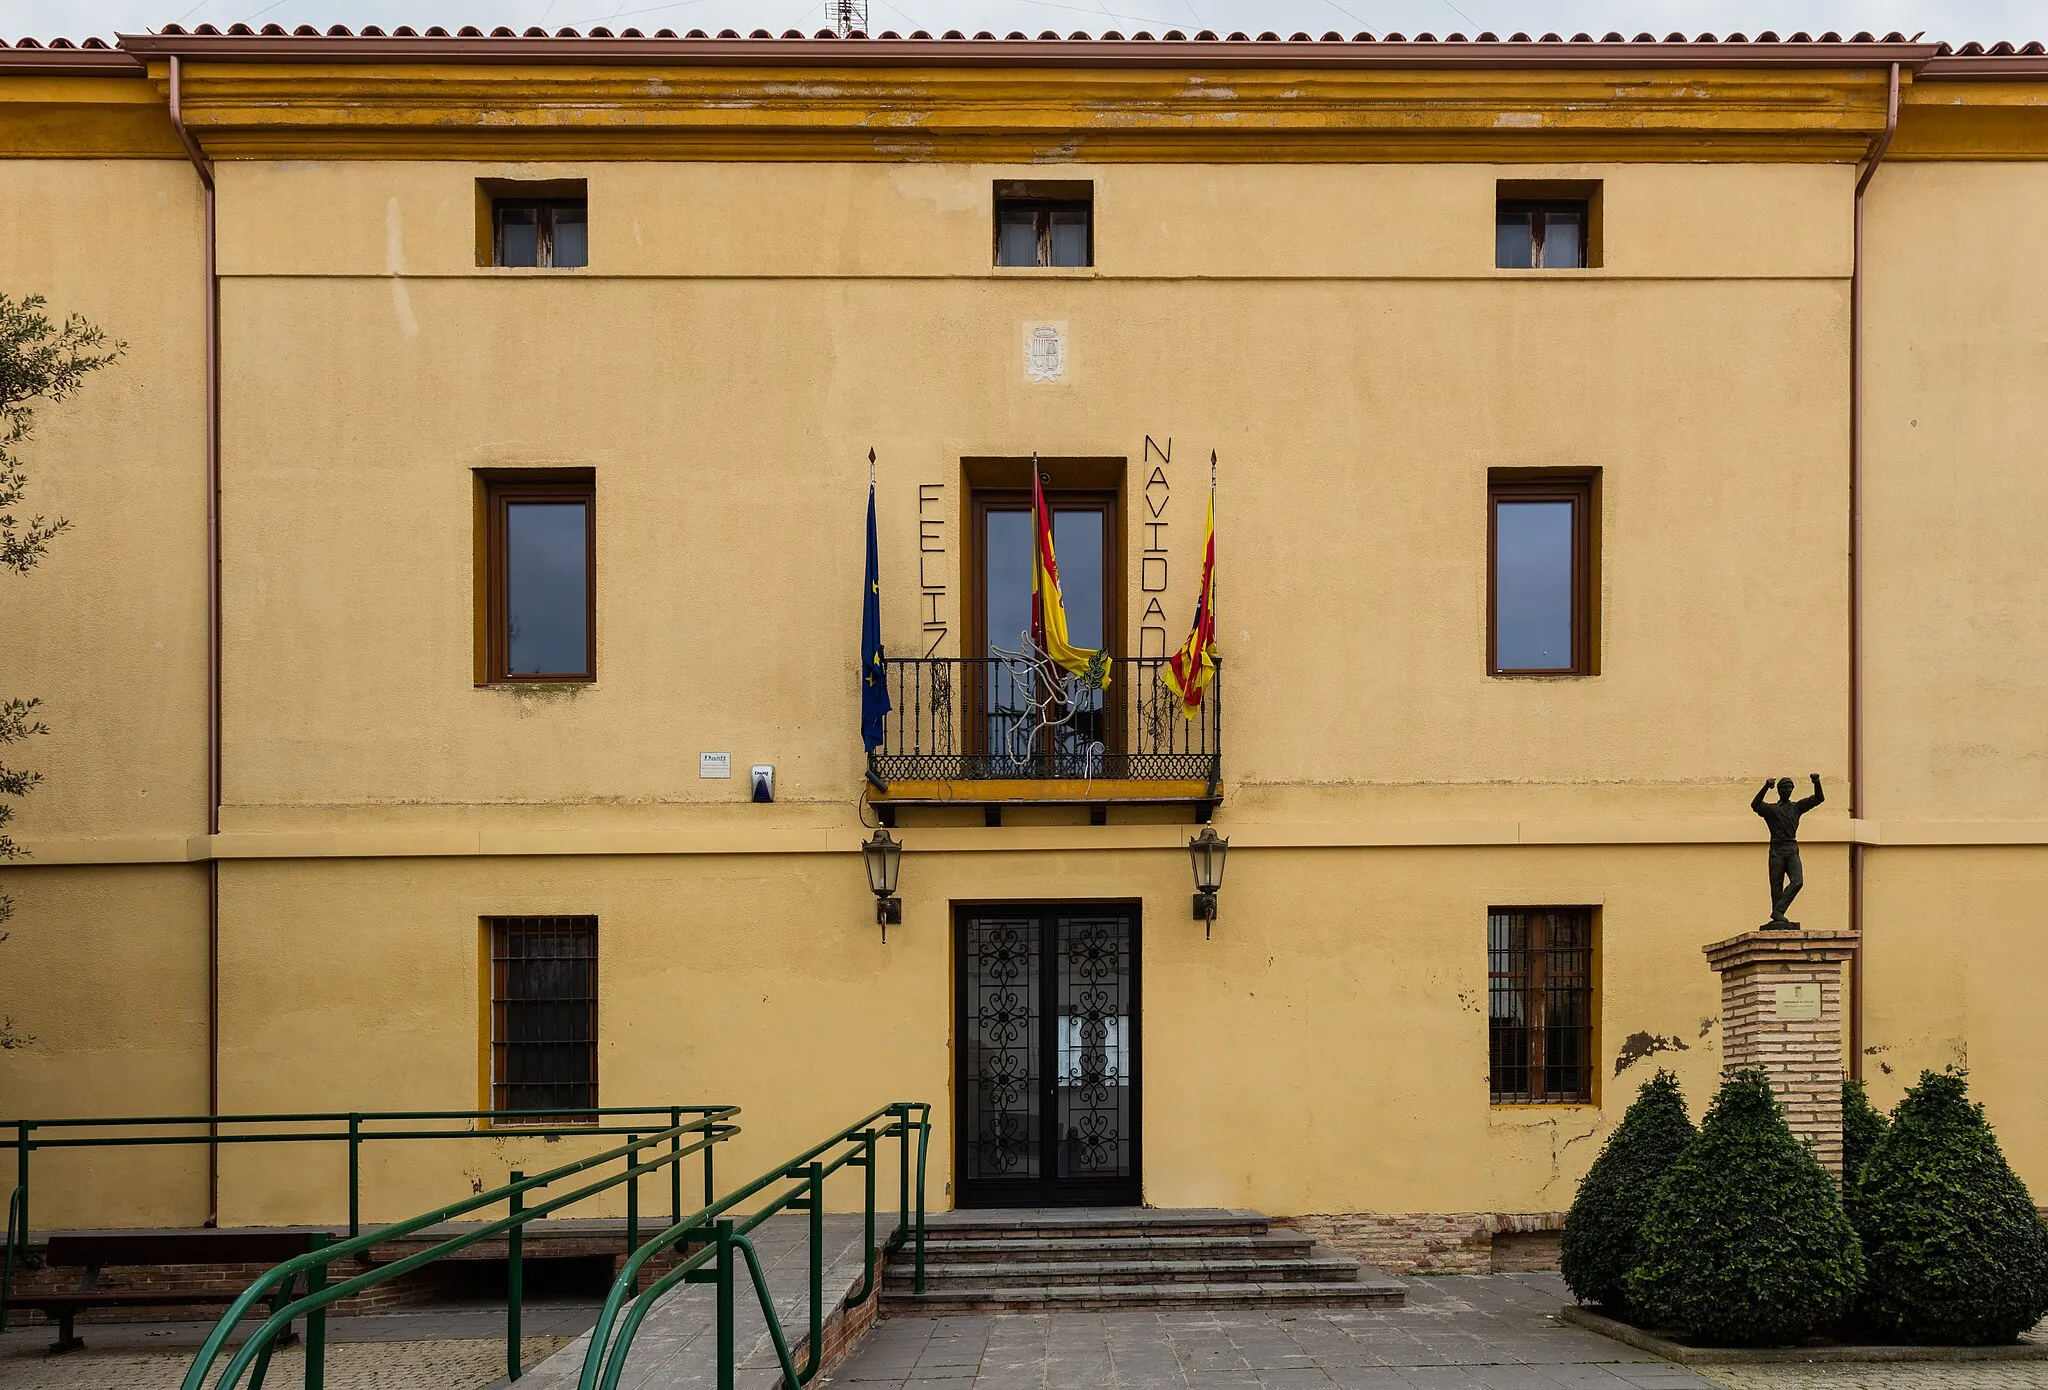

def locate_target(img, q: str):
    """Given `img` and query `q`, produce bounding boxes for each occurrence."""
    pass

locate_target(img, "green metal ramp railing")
[577,1101,930,1390]
[0,1105,726,1336]
[171,1101,929,1390]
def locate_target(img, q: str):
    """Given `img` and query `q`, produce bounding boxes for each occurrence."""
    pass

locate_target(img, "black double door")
[955,904,1140,1208]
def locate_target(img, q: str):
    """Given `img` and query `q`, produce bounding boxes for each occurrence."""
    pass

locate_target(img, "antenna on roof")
[830,0,867,37]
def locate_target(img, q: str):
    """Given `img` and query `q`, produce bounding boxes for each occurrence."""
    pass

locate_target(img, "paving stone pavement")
[821,1274,2048,1390]
[517,1213,874,1390]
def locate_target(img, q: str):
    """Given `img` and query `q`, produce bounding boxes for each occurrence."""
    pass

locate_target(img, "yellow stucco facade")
[0,33,2042,1252]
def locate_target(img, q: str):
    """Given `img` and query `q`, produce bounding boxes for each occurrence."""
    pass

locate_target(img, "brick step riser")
[912,1239,1316,1263]
[889,1263,1361,1290]
[880,1289,1405,1314]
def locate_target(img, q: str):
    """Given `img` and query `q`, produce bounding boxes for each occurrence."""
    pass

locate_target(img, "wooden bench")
[7,1230,320,1354]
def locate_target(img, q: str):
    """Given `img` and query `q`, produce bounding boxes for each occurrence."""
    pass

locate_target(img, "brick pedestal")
[1703,929,1859,1178]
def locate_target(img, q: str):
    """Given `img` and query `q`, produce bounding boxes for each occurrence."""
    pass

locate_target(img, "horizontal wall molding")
[9,819,2048,865]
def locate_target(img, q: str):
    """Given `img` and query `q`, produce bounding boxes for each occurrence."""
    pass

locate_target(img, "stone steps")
[902,1233,1318,1263]
[881,1208,1405,1314]
[885,1255,1364,1289]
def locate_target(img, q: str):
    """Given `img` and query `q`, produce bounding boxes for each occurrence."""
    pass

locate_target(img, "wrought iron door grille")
[488,915,599,1124]
[1054,913,1132,1181]
[870,656,1219,787]
[1488,908,1595,1105]
[963,915,1041,1183]
[956,905,1140,1206]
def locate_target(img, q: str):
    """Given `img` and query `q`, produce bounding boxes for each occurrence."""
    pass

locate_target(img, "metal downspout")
[167,55,222,1226]
[1848,62,1901,1082]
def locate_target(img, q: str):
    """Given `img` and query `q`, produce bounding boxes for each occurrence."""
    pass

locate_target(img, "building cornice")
[127,60,1903,163]
[0,71,185,156]
[1891,76,2048,158]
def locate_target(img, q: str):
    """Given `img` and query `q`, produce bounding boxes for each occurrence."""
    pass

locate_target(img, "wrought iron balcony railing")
[868,656,1220,813]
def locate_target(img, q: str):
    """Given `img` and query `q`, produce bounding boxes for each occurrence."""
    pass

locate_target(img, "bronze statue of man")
[1752,774,1824,928]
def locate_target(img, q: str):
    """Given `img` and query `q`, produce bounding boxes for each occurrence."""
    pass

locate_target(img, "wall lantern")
[1189,825,1229,936]
[862,828,903,937]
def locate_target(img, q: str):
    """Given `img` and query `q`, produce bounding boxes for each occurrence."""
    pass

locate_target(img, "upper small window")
[480,472,595,683]
[479,179,588,268]
[994,180,1093,268]
[1489,473,1597,677]
[1496,180,1600,269]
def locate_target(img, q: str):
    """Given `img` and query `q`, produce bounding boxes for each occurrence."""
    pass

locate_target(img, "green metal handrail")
[0,1186,22,1334]
[178,1111,740,1390]
[578,1101,930,1390]
[0,1105,727,1265]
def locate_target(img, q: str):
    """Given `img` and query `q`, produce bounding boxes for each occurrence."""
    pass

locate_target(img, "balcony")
[867,656,1221,825]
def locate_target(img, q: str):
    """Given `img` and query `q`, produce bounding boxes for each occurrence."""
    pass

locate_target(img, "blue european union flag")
[861,477,891,754]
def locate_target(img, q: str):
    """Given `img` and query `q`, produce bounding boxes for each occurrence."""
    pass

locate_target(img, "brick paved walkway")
[822,1275,2048,1390]
[0,1335,570,1389]
[0,1301,597,1389]
[1704,1368,2048,1390]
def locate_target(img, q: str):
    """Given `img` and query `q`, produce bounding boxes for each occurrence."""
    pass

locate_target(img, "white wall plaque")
[1023,321,1067,382]
[1774,981,1822,1020]
[699,752,732,779]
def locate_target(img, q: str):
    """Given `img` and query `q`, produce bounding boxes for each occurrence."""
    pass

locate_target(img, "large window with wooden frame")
[1488,908,1596,1105]
[487,916,598,1122]
[1488,472,1596,676]
[968,467,1121,769]
[479,472,595,684]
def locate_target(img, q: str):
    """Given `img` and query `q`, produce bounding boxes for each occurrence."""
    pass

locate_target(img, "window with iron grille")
[487,916,598,1122]
[1488,908,1595,1104]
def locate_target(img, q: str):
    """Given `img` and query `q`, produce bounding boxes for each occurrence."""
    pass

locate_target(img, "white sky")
[9,0,2040,49]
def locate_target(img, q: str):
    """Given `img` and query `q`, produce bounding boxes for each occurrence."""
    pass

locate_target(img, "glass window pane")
[1494,499,1575,670]
[1049,209,1089,267]
[549,203,588,268]
[1540,210,1584,268]
[497,205,540,267]
[1495,210,1534,268]
[983,508,1034,656]
[506,501,589,675]
[983,508,1034,754]
[1050,510,1104,650]
[996,207,1040,267]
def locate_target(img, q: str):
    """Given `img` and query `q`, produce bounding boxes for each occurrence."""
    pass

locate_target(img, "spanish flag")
[1031,464,1111,691]
[1165,467,1217,716]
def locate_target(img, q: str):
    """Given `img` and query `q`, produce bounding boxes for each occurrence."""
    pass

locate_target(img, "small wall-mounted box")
[751,765,775,803]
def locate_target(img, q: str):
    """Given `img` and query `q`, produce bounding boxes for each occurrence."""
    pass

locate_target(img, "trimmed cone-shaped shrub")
[1854,1070,2048,1344]
[1561,1070,1695,1315]
[1627,1070,1863,1346]
[1842,1078,1889,1187]
[1841,1077,1890,1234]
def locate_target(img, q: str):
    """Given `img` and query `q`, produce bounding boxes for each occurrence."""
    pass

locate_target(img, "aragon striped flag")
[1165,456,1218,717]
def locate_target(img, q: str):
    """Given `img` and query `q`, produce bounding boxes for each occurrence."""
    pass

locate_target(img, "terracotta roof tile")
[3,25,2044,75]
